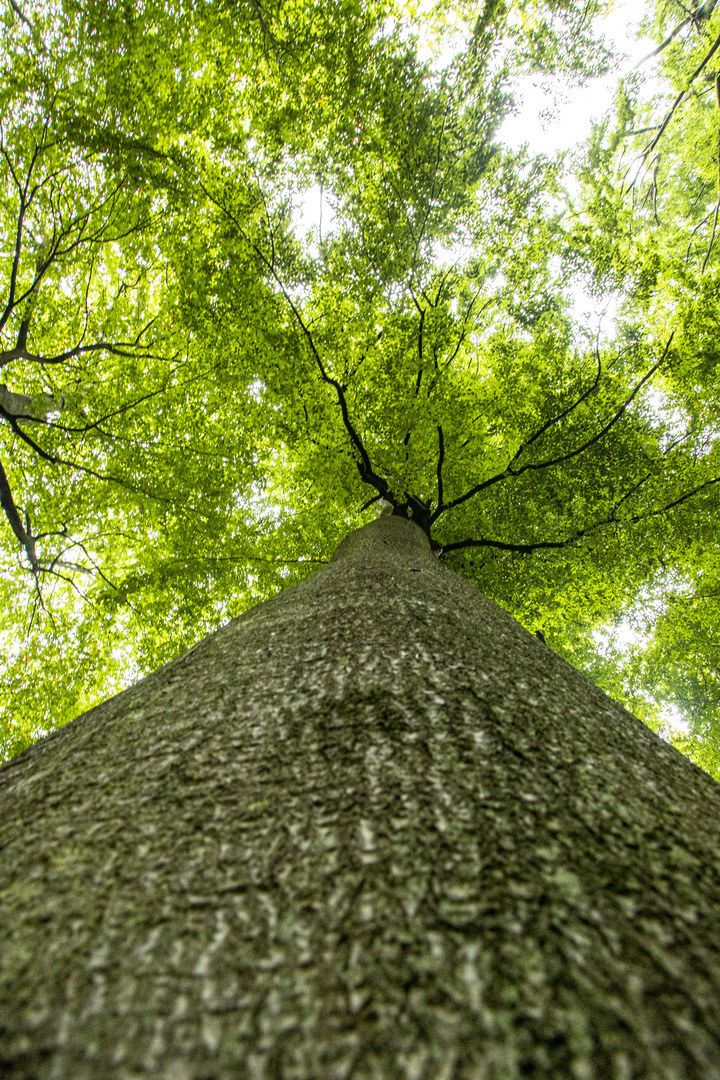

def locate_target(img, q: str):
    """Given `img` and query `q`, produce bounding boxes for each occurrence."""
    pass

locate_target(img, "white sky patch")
[663,704,691,734]
[295,183,336,257]
[592,622,691,733]
[592,568,697,735]
[500,0,659,155]
[593,621,644,653]
[643,386,689,447]
[572,287,622,343]
[414,4,467,68]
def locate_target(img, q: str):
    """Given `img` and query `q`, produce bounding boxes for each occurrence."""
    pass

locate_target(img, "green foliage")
[563,0,720,773]
[2,0,720,779]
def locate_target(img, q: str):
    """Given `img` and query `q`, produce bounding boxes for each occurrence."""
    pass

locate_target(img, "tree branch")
[199,180,392,502]
[643,30,720,158]
[7,0,34,32]
[0,145,39,332]
[431,335,673,523]
[436,425,445,509]
[443,293,488,371]
[441,468,720,558]
[0,453,37,569]
[247,0,283,70]
[1,403,191,506]
[629,474,720,523]
[440,534,574,555]
[702,123,720,272]
[0,317,169,368]
[411,96,452,268]
[636,13,693,67]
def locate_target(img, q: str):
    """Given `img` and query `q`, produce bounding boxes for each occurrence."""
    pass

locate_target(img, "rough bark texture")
[2,515,720,1080]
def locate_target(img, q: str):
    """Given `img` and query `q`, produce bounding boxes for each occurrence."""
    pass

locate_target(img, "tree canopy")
[2,0,719,778]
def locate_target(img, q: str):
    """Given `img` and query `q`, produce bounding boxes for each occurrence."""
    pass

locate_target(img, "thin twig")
[199,180,392,502]
[248,0,284,70]
[643,30,720,158]
[635,13,693,67]
[702,103,720,272]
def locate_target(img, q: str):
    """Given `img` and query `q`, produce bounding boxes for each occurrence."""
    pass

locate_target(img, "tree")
[2,512,720,1077]
[4,0,716,774]
[3,1,720,1071]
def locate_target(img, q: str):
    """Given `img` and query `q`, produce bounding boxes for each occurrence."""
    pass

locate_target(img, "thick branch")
[0,403,189,507]
[0,147,38,332]
[0,333,169,369]
[0,454,38,569]
[441,535,574,555]
[436,425,445,509]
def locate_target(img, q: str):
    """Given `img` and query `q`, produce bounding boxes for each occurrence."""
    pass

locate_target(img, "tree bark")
[1,515,720,1079]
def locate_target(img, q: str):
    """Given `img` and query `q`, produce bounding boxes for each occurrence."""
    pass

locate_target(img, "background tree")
[569,0,720,775]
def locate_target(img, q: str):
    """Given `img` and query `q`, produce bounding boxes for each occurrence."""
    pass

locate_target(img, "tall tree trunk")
[2,515,720,1080]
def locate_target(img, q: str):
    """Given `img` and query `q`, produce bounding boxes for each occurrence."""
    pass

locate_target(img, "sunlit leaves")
[3,0,719,780]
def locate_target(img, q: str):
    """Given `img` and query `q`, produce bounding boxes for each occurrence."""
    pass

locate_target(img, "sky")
[500,0,657,154]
